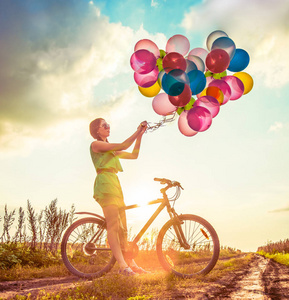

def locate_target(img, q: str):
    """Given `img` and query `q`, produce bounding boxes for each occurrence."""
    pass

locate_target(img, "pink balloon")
[205,49,230,73]
[152,93,177,116]
[222,76,244,100]
[130,49,156,74]
[169,84,192,107]
[178,110,198,137]
[194,96,220,118]
[188,48,208,63]
[134,39,160,58]
[208,79,231,105]
[162,52,187,73]
[134,66,159,88]
[187,106,212,132]
[166,34,190,56]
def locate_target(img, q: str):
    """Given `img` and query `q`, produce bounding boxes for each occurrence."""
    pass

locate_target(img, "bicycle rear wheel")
[156,214,220,278]
[61,217,115,278]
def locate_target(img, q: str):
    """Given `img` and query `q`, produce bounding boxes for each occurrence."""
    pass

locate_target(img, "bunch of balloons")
[130,30,254,137]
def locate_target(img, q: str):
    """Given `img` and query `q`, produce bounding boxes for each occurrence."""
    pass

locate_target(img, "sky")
[0,0,288,252]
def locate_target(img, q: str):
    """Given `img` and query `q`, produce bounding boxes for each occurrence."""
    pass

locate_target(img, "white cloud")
[268,122,283,133]
[0,0,166,153]
[180,0,289,89]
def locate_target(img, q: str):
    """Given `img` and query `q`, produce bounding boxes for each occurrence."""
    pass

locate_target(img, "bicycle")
[61,178,220,279]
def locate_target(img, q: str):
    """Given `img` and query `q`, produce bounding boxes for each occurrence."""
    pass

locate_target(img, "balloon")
[187,70,206,95]
[208,79,231,105]
[187,106,212,132]
[211,37,236,59]
[194,96,220,118]
[166,34,190,56]
[152,93,177,116]
[188,48,208,63]
[187,55,205,72]
[185,59,198,73]
[157,69,165,88]
[130,49,156,74]
[169,84,192,107]
[162,52,187,73]
[233,72,253,95]
[178,110,198,137]
[206,30,228,51]
[206,49,230,73]
[198,86,224,105]
[222,76,244,100]
[162,69,189,96]
[228,49,250,72]
[138,80,161,97]
[134,66,159,87]
[134,39,160,58]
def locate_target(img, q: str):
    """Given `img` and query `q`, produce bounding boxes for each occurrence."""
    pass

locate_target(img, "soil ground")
[0,254,288,299]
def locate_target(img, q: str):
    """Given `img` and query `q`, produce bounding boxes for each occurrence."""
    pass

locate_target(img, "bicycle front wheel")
[61,217,116,278]
[156,214,220,278]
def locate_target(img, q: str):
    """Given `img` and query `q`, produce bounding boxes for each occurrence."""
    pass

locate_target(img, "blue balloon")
[187,70,206,95]
[162,69,189,96]
[227,49,250,72]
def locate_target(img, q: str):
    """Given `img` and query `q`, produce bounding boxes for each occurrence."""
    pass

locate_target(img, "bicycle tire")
[156,214,220,278]
[61,217,116,278]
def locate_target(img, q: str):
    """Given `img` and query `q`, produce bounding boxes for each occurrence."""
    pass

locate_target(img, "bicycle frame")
[122,184,190,250]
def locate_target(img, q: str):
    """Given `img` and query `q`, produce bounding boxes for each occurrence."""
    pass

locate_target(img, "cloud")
[268,122,283,133]
[0,0,166,153]
[269,205,289,213]
[180,0,289,89]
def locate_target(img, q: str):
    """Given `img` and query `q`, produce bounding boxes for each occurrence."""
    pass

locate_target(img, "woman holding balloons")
[89,118,148,275]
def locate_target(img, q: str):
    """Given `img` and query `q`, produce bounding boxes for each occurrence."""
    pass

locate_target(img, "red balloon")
[205,49,230,73]
[169,84,192,107]
[187,106,212,132]
[162,52,187,73]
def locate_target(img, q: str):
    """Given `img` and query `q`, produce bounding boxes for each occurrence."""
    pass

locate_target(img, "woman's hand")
[138,121,148,135]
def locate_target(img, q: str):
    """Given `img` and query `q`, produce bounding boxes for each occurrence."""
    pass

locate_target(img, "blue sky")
[0,0,288,252]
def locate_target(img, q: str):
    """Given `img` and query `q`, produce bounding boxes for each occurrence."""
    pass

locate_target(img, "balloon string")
[145,112,177,133]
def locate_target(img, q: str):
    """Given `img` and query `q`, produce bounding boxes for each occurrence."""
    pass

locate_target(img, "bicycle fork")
[169,209,190,250]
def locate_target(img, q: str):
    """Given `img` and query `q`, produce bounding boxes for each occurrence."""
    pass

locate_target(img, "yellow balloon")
[233,72,253,95]
[138,81,161,97]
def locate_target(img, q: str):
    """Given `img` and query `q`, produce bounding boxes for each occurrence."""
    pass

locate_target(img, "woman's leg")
[102,205,128,270]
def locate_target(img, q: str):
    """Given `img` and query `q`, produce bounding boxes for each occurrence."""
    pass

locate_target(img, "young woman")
[89,118,148,275]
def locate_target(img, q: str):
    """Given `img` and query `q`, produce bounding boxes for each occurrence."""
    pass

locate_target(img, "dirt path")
[0,255,288,299]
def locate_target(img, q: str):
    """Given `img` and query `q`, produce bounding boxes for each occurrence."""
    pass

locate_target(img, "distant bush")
[257,239,289,254]
[0,199,75,269]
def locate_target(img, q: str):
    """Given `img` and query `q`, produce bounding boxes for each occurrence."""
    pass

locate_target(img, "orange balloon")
[199,86,224,105]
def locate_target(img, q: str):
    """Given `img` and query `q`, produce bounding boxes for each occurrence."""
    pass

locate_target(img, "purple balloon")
[152,93,177,116]
[178,110,198,137]
[208,79,231,105]
[222,76,244,100]
[211,37,236,59]
[134,66,159,88]
[194,96,220,118]
[187,55,205,72]
[187,106,212,132]
[130,49,157,74]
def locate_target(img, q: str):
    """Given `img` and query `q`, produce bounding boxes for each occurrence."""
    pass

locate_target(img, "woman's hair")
[89,118,105,141]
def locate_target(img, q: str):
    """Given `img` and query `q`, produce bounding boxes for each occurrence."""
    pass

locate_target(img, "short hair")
[89,118,104,140]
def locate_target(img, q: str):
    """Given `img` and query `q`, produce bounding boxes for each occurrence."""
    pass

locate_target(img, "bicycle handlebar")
[154,177,183,190]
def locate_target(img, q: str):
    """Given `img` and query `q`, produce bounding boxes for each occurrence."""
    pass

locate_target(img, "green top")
[90,145,124,208]
[90,147,123,173]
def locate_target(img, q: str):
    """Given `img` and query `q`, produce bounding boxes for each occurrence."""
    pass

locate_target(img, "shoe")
[130,266,150,274]
[118,267,136,276]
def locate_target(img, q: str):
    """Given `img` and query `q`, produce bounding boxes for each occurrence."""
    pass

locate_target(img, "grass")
[257,251,289,267]
[4,253,253,300]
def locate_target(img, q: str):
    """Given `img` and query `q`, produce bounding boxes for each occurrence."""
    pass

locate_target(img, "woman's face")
[98,119,110,140]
